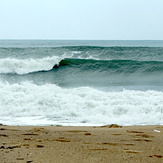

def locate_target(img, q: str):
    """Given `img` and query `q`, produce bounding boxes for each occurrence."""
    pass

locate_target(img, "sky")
[0,0,163,40]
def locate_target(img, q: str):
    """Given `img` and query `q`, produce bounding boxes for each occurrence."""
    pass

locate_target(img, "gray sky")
[0,0,163,40]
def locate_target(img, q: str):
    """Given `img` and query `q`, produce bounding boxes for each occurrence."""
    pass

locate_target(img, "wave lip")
[0,56,62,75]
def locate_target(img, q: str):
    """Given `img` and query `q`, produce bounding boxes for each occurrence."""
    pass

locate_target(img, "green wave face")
[58,58,163,74]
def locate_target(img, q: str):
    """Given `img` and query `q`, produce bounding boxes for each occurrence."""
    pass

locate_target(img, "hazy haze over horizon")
[0,0,163,40]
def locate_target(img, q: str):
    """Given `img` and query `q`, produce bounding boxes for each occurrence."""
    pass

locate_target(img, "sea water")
[0,40,163,126]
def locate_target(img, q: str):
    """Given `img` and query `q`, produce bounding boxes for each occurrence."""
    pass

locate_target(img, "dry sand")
[0,124,163,163]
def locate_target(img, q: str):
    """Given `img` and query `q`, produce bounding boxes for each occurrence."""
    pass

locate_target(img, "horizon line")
[0,39,163,41]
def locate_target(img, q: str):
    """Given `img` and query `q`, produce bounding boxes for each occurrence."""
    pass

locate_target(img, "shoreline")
[0,124,163,163]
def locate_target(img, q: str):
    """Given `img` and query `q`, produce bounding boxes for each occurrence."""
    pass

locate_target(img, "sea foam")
[0,56,62,74]
[0,82,163,126]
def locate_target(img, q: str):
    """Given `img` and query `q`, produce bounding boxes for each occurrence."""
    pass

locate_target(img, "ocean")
[0,40,163,126]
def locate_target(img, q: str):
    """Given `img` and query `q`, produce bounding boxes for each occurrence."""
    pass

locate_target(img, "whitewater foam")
[0,56,62,74]
[0,81,163,126]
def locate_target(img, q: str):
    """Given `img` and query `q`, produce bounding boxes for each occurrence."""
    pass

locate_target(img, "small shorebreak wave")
[0,81,163,126]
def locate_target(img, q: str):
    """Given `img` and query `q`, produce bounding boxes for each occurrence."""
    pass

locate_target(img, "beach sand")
[0,124,163,163]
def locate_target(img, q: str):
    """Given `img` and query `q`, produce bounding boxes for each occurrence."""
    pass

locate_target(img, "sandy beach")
[0,124,163,163]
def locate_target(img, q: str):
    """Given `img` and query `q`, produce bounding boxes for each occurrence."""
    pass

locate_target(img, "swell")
[1,46,163,61]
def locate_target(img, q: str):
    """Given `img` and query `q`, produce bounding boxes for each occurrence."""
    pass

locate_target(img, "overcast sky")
[0,0,163,40]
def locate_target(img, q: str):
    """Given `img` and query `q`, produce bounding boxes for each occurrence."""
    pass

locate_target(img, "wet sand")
[0,124,163,163]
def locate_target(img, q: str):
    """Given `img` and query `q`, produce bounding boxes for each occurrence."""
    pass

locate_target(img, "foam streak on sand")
[0,82,163,126]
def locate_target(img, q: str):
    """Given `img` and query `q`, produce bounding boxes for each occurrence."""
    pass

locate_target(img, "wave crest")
[0,56,62,75]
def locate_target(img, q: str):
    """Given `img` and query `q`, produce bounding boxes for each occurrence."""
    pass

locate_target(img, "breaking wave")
[0,56,62,74]
[1,56,163,75]
[0,82,163,126]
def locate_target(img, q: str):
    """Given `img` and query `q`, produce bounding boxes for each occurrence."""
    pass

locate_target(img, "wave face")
[1,40,163,126]
[59,58,163,73]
